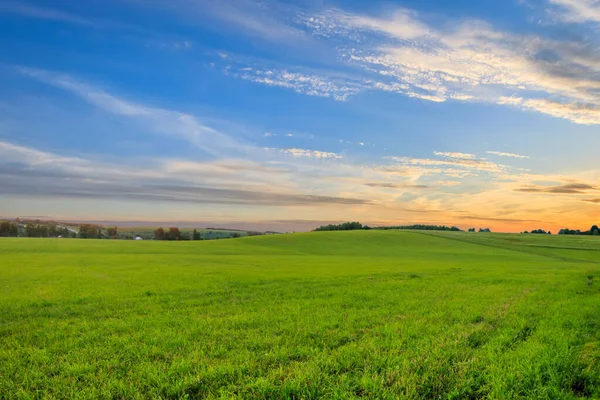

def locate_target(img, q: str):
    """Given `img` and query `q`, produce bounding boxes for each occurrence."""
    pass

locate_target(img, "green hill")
[1,231,599,398]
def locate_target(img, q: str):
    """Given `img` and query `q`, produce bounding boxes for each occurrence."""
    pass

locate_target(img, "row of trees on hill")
[1,221,77,238]
[153,228,244,240]
[523,229,552,234]
[468,228,492,233]
[558,225,599,236]
[377,225,461,231]
[314,223,482,232]
[154,227,182,240]
[0,222,19,237]
[314,222,367,231]
[0,219,256,240]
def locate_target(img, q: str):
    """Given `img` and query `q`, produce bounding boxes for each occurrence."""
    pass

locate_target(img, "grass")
[1,231,599,399]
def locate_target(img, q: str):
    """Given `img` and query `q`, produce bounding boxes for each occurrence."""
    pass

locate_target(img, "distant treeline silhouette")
[376,224,462,232]
[314,222,367,231]
[313,222,467,232]
[558,225,599,236]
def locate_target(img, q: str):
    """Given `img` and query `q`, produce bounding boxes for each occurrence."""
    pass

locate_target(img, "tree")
[592,225,600,236]
[478,228,491,233]
[468,228,476,232]
[154,227,165,240]
[9,223,18,237]
[0,222,18,237]
[192,229,201,240]
[79,224,100,239]
[167,227,181,241]
[106,226,118,239]
[314,222,364,231]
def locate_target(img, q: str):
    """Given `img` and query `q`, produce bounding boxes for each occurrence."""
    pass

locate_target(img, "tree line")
[379,224,462,231]
[558,225,599,236]
[314,222,472,232]
[0,221,76,238]
[313,222,367,231]
[0,219,259,240]
[153,227,243,240]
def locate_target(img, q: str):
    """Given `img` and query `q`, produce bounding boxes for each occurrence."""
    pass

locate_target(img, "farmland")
[1,231,599,399]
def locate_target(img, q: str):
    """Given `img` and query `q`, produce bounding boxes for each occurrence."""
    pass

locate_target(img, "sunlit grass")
[1,231,599,399]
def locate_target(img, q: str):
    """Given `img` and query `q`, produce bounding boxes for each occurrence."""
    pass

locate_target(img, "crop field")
[1,231,599,399]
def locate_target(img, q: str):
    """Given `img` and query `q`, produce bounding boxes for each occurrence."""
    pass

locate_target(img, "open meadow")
[1,231,599,399]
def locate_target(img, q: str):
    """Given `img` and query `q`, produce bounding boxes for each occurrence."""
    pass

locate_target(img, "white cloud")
[486,151,530,159]
[294,6,600,124]
[18,67,251,158]
[433,152,477,160]
[272,148,344,160]
[236,68,363,101]
[549,0,600,23]
[0,1,95,26]
[386,153,509,175]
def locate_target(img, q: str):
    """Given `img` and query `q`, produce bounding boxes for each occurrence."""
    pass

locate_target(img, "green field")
[1,231,599,399]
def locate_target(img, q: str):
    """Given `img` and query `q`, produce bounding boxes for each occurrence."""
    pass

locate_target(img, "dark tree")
[314,222,364,231]
[167,227,181,241]
[154,227,165,240]
[376,225,462,232]
[106,226,118,239]
[0,222,19,237]
[78,224,101,239]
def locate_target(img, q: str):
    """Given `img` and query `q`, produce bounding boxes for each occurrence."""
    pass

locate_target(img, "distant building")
[135,236,143,240]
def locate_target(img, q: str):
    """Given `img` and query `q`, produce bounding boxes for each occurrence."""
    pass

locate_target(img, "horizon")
[1,216,592,234]
[1,0,599,232]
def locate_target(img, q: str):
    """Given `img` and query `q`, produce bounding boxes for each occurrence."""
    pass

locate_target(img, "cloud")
[516,183,598,194]
[234,67,364,101]
[17,67,251,158]
[272,148,343,160]
[457,215,545,223]
[486,151,529,159]
[0,2,96,26]
[583,198,600,203]
[386,153,508,174]
[144,0,306,44]
[548,0,600,23]
[365,182,430,189]
[0,140,371,207]
[291,5,600,124]
[433,152,477,160]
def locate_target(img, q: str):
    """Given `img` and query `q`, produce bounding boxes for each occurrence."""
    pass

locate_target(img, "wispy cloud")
[270,148,344,160]
[516,183,598,194]
[386,152,509,175]
[548,0,600,23]
[289,5,600,123]
[142,0,306,44]
[365,182,430,189]
[433,152,477,160]
[17,67,250,158]
[0,140,371,207]
[233,67,364,101]
[486,151,529,159]
[0,1,96,26]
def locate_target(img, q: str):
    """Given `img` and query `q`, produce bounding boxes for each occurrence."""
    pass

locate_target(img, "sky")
[0,0,599,232]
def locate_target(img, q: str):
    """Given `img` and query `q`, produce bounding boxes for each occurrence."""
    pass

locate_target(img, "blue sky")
[0,0,599,232]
